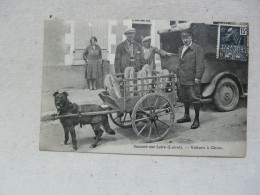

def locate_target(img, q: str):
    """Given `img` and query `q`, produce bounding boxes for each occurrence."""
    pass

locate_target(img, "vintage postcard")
[40,19,248,157]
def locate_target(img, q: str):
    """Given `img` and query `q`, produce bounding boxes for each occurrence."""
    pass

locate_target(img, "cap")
[181,29,193,37]
[124,28,136,34]
[142,36,151,43]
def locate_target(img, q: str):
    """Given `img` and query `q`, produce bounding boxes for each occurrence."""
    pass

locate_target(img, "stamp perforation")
[216,23,248,61]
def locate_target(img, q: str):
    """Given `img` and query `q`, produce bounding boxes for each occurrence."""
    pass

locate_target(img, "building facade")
[43,19,177,90]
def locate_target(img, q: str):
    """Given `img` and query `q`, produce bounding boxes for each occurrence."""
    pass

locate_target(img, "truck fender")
[202,72,244,98]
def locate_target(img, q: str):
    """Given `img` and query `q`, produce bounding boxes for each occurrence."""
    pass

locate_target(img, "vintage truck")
[158,22,248,111]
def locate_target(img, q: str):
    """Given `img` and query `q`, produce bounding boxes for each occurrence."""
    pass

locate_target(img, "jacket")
[177,43,205,85]
[114,40,144,73]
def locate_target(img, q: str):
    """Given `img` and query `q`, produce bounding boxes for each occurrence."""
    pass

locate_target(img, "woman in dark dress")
[83,36,102,90]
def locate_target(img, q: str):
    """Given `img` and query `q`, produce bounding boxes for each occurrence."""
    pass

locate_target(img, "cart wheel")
[213,78,239,112]
[109,112,132,128]
[132,93,174,142]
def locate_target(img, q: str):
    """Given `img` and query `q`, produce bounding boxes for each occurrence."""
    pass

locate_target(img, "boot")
[177,103,191,123]
[177,114,191,123]
[191,103,200,129]
[73,144,78,151]
[191,120,200,129]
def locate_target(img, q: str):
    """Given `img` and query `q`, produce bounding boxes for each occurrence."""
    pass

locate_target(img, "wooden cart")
[42,73,176,143]
[98,73,176,142]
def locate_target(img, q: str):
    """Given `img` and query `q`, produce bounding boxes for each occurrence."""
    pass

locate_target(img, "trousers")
[178,84,200,103]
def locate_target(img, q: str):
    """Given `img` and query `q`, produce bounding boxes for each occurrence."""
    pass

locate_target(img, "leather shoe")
[177,115,191,123]
[191,120,200,129]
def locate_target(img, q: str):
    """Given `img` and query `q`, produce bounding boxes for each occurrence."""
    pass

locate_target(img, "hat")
[124,28,136,34]
[181,29,193,37]
[90,36,97,43]
[142,36,151,43]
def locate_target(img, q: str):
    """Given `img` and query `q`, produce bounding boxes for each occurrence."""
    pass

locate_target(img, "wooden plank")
[141,79,144,96]
[125,74,174,81]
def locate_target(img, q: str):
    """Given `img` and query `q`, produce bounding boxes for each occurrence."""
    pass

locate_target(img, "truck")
[158,22,248,111]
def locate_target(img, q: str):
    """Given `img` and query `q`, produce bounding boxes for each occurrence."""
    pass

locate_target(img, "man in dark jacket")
[176,29,205,129]
[114,28,144,73]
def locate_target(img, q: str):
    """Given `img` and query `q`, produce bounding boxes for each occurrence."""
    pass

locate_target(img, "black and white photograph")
[40,19,248,157]
[2,0,260,194]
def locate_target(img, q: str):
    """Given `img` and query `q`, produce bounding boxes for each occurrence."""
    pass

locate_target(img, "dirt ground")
[40,89,247,155]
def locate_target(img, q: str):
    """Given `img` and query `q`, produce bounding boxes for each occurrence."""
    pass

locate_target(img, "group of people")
[83,27,205,129]
[114,28,173,74]
[83,28,173,90]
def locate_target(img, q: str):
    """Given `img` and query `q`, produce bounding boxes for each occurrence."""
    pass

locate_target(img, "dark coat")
[114,40,145,73]
[177,43,205,85]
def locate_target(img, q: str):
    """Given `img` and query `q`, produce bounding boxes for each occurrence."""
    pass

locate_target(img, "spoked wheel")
[132,93,174,142]
[109,112,132,128]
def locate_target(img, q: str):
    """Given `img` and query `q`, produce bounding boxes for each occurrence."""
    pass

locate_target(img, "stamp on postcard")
[217,24,248,61]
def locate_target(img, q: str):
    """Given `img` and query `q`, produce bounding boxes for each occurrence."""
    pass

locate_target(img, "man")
[114,28,144,73]
[142,36,173,72]
[176,29,205,129]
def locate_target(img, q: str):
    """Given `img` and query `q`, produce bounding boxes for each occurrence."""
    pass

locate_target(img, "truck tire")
[213,78,239,111]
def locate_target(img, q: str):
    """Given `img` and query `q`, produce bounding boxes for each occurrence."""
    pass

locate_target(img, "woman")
[83,36,102,90]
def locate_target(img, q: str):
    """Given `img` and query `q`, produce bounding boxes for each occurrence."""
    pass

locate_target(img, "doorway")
[132,23,151,44]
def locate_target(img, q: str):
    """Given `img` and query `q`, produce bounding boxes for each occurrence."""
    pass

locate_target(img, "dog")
[53,91,115,150]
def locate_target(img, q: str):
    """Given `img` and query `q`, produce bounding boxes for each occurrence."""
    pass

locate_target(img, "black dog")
[53,91,115,150]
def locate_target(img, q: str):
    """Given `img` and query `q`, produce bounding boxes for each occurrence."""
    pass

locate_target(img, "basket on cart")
[99,73,176,142]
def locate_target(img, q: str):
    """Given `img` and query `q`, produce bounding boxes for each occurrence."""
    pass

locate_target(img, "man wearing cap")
[176,29,205,129]
[142,36,173,72]
[114,28,144,73]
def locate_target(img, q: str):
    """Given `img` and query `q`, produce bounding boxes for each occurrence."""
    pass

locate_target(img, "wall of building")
[43,19,69,66]
[42,19,171,91]
[42,65,86,91]
[42,19,108,91]
[43,19,86,91]
[152,20,171,68]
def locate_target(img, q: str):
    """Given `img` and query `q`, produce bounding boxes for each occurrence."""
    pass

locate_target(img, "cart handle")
[41,110,119,121]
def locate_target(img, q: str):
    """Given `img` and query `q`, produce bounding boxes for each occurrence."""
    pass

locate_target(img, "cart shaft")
[42,110,119,121]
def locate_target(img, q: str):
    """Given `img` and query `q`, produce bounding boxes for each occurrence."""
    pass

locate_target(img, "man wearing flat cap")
[114,28,144,73]
[142,36,173,72]
[176,29,205,129]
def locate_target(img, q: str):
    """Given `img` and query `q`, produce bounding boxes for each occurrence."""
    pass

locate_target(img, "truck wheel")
[213,78,239,111]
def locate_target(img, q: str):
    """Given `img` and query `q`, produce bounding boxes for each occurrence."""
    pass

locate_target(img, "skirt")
[85,60,102,79]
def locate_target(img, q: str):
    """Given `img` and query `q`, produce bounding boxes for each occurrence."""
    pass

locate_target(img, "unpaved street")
[40,89,246,155]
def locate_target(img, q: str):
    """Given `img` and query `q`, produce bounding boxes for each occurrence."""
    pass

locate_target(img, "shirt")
[143,47,153,60]
[127,41,134,57]
[181,42,192,59]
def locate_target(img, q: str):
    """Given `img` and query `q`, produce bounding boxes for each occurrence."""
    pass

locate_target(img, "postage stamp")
[40,19,248,157]
[217,24,248,61]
